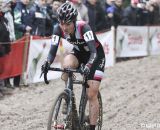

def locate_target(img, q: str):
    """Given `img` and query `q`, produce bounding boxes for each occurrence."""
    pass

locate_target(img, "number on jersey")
[83,31,94,42]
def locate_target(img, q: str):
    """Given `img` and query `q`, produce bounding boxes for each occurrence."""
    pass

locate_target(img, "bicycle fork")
[71,92,82,130]
[56,89,81,130]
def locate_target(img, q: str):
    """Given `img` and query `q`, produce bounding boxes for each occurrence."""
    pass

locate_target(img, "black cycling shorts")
[71,46,105,82]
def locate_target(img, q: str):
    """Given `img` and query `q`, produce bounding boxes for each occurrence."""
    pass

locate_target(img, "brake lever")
[40,71,43,78]
[39,70,49,84]
[44,72,49,84]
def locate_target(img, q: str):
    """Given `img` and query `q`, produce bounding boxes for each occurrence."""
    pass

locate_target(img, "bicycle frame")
[65,70,82,130]
[43,67,88,130]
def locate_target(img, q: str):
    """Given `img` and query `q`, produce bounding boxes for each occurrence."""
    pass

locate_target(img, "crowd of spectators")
[0,0,160,98]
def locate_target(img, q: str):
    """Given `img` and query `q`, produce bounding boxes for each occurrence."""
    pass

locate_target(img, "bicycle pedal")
[53,124,64,129]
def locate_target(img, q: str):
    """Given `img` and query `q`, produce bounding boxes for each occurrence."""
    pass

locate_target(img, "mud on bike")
[42,65,103,130]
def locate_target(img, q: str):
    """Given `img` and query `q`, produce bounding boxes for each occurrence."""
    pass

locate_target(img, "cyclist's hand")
[41,61,50,73]
[83,64,91,75]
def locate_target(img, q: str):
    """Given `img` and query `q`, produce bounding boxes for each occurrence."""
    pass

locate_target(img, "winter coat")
[0,12,11,57]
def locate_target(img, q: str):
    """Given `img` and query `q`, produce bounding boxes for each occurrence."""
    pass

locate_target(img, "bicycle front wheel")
[47,91,72,130]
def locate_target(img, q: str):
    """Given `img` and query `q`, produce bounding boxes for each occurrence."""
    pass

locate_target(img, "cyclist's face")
[60,22,74,35]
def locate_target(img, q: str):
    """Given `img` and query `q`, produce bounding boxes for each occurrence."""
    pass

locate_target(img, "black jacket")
[14,2,31,33]
[121,6,139,26]
[29,4,53,36]
[95,2,107,31]
[0,12,11,57]
[106,4,123,28]
[85,1,96,31]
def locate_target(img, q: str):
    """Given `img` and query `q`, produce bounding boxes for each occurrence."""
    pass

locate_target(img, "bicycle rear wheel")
[97,92,103,130]
[47,91,72,130]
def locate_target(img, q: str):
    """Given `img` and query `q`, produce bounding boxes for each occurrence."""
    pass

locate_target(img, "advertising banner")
[149,26,160,55]
[26,36,73,83]
[116,26,148,57]
[97,30,115,67]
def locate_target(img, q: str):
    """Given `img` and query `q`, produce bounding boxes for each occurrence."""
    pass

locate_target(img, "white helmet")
[57,1,78,23]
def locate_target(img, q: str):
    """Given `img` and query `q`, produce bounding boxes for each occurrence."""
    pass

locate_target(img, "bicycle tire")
[97,91,103,130]
[47,91,72,130]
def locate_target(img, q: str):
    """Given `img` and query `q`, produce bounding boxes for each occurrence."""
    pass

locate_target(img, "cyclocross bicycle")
[42,66,103,130]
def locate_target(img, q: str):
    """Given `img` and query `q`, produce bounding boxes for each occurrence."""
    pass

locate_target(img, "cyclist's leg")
[86,49,105,130]
[61,54,79,114]
[62,54,79,68]
[87,80,100,129]
[61,54,79,81]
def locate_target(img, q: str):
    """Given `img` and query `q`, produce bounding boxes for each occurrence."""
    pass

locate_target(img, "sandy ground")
[0,55,160,130]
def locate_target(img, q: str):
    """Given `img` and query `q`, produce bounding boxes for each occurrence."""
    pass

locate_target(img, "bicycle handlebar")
[41,65,85,84]
[49,67,83,73]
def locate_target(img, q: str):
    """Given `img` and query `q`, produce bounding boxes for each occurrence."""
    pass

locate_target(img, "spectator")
[121,0,139,25]
[10,0,17,18]
[99,0,106,10]
[148,0,160,25]
[14,0,32,87]
[52,0,62,11]
[72,0,89,23]
[85,0,97,31]
[105,0,115,29]
[0,0,13,97]
[85,0,107,32]
[46,0,53,29]
[0,13,10,58]
[29,0,53,36]
[145,1,155,25]
[3,0,16,42]
[2,0,16,88]
[106,0,123,28]
[46,0,53,5]
[95,1,108,31]
[137,1,151,25]
[0,0,11,62]
[14,0,32,38]
[49,0,62,31]
[105,0,115,9]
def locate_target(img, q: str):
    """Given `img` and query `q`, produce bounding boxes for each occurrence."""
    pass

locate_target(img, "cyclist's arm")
[47,25,61,64]
[83,24,97,66]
